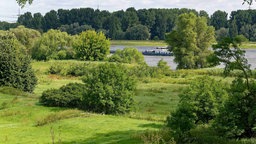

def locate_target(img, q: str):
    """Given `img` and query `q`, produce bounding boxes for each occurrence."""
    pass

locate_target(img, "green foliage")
[157,59,171,76]
[165,12,215,69]
[108,47,145,64]
[125,24,150,40]
[167,76,228,141]
[59,23,94,35]
[210,10,228,30]
[73,30,110,61]
[214,78,256,138]
[16,0,33,8]
[31,29,73,60]
[40,83,85,108]
[47,61,96,77]
[10,25,41,55]
[0,31,37,92]
[82,63,136,114]
[212,37,256,138]
[215,27,229,42]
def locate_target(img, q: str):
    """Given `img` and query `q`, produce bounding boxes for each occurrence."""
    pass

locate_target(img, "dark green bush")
[82,63,136,114]
[0,31,37,92]
[40,83,85,108]
[167,76,228,142]
[48,65,62,75]
[214,78,256,138]
[66,63,92,76]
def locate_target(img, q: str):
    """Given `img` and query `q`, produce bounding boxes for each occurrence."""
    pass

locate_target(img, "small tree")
[108,47,145,64]
[82,63,136,114]
[0,31,37,92]
[73,30,110,61]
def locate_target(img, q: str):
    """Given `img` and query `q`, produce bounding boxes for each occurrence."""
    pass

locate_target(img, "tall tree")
[17,12,33,28]
[43,10,60,31]
[165,13,215,69]
[31,13,44,30]
[121,7,140,31]
[210,10,228,30]
[104,15,123,39]
[151,10,167,40]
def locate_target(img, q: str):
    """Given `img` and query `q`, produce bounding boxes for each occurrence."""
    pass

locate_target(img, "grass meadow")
[1,60,256,143]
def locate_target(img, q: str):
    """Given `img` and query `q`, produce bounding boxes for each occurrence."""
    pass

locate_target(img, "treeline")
[1,8,256,41]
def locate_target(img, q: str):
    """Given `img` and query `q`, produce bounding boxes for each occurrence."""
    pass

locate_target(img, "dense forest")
[1,7,256,41]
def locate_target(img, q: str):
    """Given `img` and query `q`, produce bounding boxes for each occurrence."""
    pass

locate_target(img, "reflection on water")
[111,46,256,70]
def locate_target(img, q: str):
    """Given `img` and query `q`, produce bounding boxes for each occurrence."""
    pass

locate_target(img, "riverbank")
[110,40,167,46]
[111,40,256,49]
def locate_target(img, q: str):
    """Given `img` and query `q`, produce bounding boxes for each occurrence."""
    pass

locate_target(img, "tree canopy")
[165,12,215,69]
[73,30,110,61]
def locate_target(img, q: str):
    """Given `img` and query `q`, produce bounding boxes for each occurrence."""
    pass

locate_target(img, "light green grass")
[0,92,162,143]
[111,40,167,46]
[241,42,256,49]
[0,60,177,143]
[1,60,254,143]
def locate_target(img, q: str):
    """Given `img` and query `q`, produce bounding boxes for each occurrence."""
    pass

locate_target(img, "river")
[111,45,256,70]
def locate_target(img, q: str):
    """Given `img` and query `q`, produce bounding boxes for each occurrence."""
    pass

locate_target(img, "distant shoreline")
[111,40,256,49]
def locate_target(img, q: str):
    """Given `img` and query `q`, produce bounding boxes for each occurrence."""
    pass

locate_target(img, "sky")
[0,0,254,22]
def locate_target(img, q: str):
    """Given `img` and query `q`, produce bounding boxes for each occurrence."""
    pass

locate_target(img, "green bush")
[108,47,145,64]
[48,62,95,77]
[40,83,85,108]
[157,59,171,76]
[82,63,136,114]
[0,31,37,92]
[214,78,256,138]
[167,76,228,142]
[31,29,73,60]
[73,30,110,61]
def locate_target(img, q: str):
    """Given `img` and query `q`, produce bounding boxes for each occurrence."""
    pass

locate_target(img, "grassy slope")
[0,61,178,143]
[2,60,255,143]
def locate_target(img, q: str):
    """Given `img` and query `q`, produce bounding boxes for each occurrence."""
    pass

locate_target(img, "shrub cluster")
[131,60,171,78]
[108,47,145,64]
[48,61,96,77]
[40,83,85,108]
[41,63,136,114]
[167,76,228,142]
[82,63,136,114]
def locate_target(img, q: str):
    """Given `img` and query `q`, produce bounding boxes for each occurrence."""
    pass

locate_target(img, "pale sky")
[0,0,254,22]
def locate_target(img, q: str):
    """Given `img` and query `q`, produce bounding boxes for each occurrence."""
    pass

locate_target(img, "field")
[0,60,180,143]
[1,60,256,143]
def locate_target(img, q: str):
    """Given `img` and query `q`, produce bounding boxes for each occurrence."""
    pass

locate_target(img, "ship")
[142,47,172,56]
